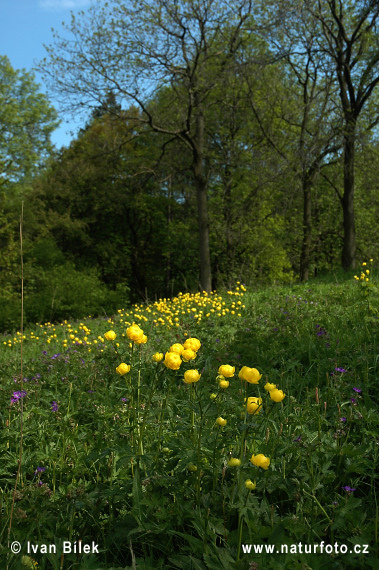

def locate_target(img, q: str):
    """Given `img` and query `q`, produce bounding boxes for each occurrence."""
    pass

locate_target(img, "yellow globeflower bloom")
[152,352,164,362]
[182,348,196,362]
[210,393,218,399]
[183,337,201,352]
[135,334,148,345]
[250,453,270,470]
[245,479,257,490]
[219,379,230,389]
[104,330,116,341]
[245,397,263,414]
[183,369,201,384]
[126,325,144,342]
[116,363,131,375]
[264,382,277,392]
[169,343,184,355]
[238,366,262,384]
[228,458,241,467]
[218,365,235,378]
[270,388,286,402]
[164,352,182,370]
[216,417,227,426]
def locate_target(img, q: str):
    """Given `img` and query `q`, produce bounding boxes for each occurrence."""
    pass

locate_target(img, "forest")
[1,0,379,330]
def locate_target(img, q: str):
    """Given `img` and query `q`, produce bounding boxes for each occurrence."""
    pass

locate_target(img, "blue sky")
[0,0,94,148]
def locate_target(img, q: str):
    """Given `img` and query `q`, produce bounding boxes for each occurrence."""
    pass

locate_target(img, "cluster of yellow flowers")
[354,260,374,282]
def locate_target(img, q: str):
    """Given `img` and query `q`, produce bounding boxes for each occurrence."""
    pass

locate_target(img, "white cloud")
[39,0,92,10]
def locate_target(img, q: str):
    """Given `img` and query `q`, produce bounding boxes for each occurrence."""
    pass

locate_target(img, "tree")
[0,55,58,191]
[39,0,255,292]
[307,0,379,270]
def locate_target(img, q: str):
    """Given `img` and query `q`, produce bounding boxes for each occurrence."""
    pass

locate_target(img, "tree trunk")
[300,177,312,281]
[192,103,212,292]
[341,122,356,271]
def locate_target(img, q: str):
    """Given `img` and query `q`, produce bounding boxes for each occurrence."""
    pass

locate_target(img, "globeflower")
[264,382,276,392]
[152,352,164,362]
[219,379,230,389]
[245,479,257,490]
[169,343,184,355]
[218,365,235,378]
[104,330,116,341]
[116,363,131,375]
[239,366,262,384]
[183,337,201,352]
[182,348,196,362]
[135,334,147,345]
[183,369,201,384]
[216,417,227,426]
[269,388,286,402]
[250,453,270,470]
[126,325,144,342]
[245,397,263,414]
[164,352,182,370]
[227,458,241,467]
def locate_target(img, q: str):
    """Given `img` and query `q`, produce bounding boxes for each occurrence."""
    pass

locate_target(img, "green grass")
[0,273,378,569]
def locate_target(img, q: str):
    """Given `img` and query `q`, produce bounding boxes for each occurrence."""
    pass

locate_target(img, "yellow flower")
[183,337,201,352]
[183,369,201,384]
[245,479,257,490]
[164,352,182,370]
[152,352,164,362]
[126,325,144,342]
[238,366,262,384]
[216,417,227,426]
[116,363,131,375]
[135,334,148,345]
[104,330,116,341]
[218,365,235,378]
[169,343,184,355]
[188,464,197,472]
[264,382,277,392]
[219,379,230,389]
[182,348,196,362]
[210,393,218,399]
[362,262,367,266]
[245,397,263,414]
[250,453,270,470]
[270,389,286,402]
[227,457,241,467]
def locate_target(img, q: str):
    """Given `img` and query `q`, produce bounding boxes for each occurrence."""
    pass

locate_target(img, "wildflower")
[227,458,241,467]
[121,397,128,403]
[269,389,286,402]
[34,466,46,475]
[264,382,277,392]
[245,397,263,414]
[219,379,230,389]
[126,325,144,342]
[51,401,59,412]
[210,393,218,399]
[218,365,235,378]
[169,343,184,355]
[11,390,27,404]
[353,387,362,393]
[245,479,257,490]
[293,435,302,442]
[164,352,182,370]
[250,453,270,470]
[341,486,356,492]
[182,348,196,362]
[216,417,227,426]
[116,363,131,375]
[340,417,347,423]
[335,367,347,373]
[135,334,147,345]
[183,338,201,352]
[188,464,197,472]
[152,352,164,362]
[104,330,116,341]
[183,369,201,384]
[238,366,262,384]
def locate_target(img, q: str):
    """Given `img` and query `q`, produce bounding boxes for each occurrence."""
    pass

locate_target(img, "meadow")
[0,268,378,570]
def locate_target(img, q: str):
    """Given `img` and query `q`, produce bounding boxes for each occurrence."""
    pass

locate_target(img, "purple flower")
[293,435,302,442]
[353,387,362,393]
[342,486,356,493]
[340,417,347,423]
[121,397,128,402]
[335,367,347,373]
[34,466,46,475]
[11,390,27,404]
[88,390,94,393]
[51,401,59,412]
